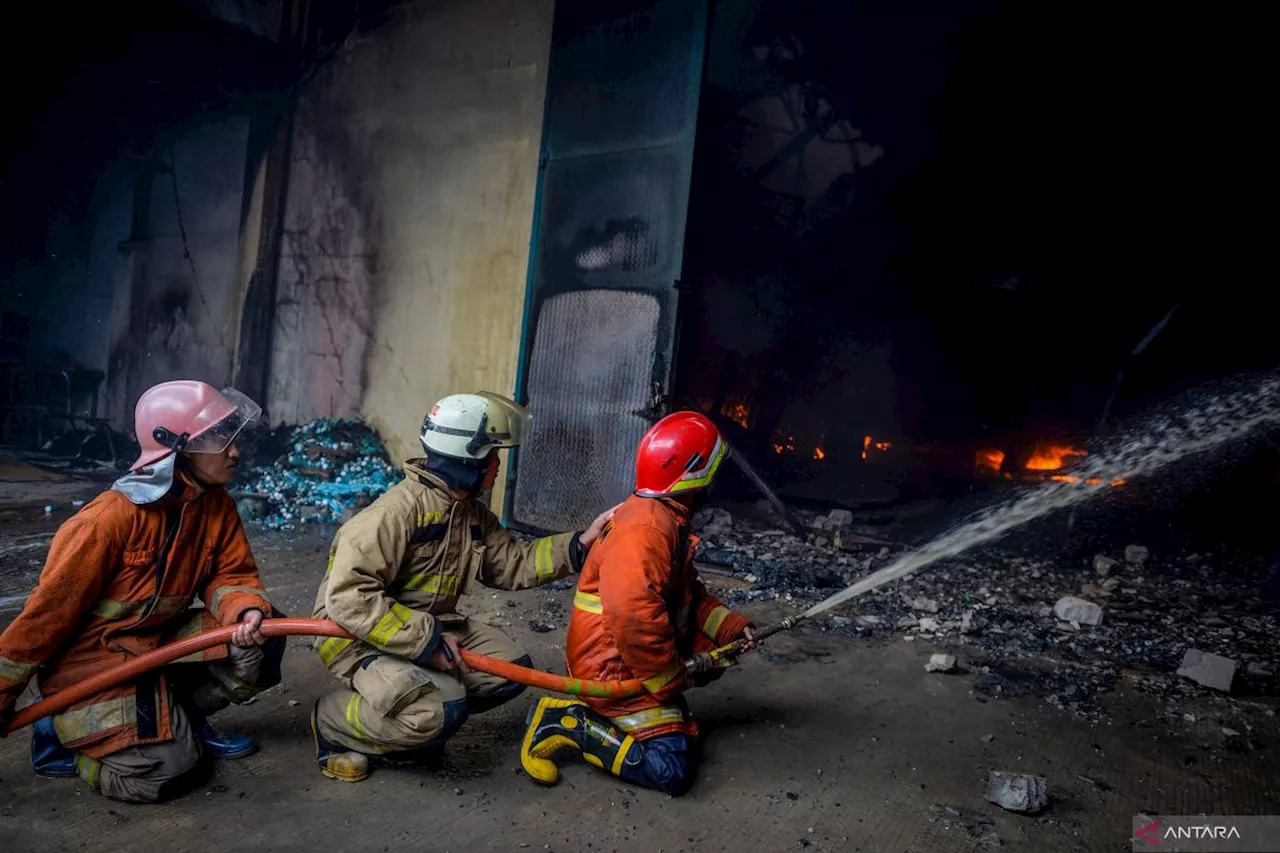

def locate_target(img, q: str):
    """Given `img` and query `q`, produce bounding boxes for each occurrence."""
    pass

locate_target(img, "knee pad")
[437,697,470,743]
[637,736,694,796]
[152,757,214,804]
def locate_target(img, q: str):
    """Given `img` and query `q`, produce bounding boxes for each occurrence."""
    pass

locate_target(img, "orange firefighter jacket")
[0,478,272,758]
[565,494,751,740]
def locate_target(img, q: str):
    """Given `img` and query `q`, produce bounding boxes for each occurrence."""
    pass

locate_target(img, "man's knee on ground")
[86,738,209,805]
[638,736,695,797]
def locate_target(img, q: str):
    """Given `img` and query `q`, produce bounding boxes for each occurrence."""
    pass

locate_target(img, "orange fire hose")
[2,618,647,736]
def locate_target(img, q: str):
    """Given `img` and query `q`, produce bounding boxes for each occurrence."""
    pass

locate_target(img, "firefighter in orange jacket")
[0,380,283,804]
[520,411,756,795]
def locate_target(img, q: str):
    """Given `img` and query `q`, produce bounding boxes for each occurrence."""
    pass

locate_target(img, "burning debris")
[975,442,1125,487]
[236,419,402,530]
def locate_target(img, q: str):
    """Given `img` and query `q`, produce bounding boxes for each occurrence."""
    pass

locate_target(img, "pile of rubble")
[236,419,402,530]
[692,504,1280,723]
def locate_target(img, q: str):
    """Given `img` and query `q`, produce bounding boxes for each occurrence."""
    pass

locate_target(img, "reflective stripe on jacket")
[312,460,585,677]
[565,495,750,740]
[0,479,272,757]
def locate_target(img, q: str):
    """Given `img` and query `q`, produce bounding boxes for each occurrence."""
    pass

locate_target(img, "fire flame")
[975,442,1124,488]
[722,402,750,430]
[976,449,1005,474]
[861,435,891,460]
[813,446,826,460]
[1025,444,1088,471]
[772,433,796,455]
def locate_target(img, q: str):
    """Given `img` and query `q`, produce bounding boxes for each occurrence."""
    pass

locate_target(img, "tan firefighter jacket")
[312,460,585,676]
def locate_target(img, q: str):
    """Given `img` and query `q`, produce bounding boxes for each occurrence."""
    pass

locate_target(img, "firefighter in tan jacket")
[310,392,616,782]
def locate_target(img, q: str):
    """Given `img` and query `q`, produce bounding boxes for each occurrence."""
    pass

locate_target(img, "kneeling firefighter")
[0,381,285,804]
[310,392,617,782]
[521,411,757,796]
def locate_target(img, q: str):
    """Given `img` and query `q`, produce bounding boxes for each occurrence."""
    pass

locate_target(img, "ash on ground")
[236,419,403,530]
[692,502,1280,725]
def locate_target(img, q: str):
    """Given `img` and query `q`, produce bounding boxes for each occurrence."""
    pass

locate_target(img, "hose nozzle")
[682,614,805,675]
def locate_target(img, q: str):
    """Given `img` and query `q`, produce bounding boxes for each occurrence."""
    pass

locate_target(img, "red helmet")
[634,411,728,498]
[131,380,261,471]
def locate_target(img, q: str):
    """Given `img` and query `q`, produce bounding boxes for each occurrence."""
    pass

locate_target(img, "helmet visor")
[185,388,263,454]
[476,392,532,449]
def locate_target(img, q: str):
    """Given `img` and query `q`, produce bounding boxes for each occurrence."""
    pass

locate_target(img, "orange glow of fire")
[1025,444,1089,471]
[976,449,1006,474]
[814,446,826,460]
[773,433,796,455]
[722,402,750,429]
[976,441,1126,488]
[861,435,892,460]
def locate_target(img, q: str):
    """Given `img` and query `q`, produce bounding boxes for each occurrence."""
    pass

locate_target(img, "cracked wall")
[267,0,555,512]
[18,118,252,427]
[105,119,252,428]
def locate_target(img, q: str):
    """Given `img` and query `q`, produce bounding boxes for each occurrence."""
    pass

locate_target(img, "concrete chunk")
[1176,649,1237,692]
[925,654,957,673]
[827,508,854,527]
[1124,544,1150,566]
[985,771,1049,813]
[1052,596,1104,626]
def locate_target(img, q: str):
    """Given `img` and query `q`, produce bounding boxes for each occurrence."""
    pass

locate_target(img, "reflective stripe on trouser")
[55,640,283,751]
[315,663,468,754]
[314,621,531,754]
[74,686,209,804]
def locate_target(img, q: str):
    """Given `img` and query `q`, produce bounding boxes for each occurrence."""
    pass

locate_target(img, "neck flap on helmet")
[112,453,179,505]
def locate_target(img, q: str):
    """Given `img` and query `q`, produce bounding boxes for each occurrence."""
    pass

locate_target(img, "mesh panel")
[545,0,699,156]
[513,290,659,531]
[508,0,705,532]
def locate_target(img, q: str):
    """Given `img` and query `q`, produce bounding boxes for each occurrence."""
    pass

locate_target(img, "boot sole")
[321,766,369,783]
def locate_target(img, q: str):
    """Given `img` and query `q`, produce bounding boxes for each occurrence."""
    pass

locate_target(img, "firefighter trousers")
[315,619,530,755]
[78,637,285,804]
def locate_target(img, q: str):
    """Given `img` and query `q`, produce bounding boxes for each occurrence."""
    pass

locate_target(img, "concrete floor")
[2,475,1278,852]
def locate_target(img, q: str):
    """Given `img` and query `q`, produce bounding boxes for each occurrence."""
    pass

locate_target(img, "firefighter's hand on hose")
[427,634,469,675]
[737,625,758,652]
[579,503,623,549]
[231,609,267,647]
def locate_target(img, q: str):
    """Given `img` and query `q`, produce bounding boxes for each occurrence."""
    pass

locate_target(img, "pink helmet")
[131,380,262,471]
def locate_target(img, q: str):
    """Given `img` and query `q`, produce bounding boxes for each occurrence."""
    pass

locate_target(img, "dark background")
[674,0,1276,497]
[2,0,1275,512]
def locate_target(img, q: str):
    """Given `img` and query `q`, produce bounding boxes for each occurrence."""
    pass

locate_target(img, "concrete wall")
[19,117,252,426]
[269,0,555,510]
[103,118,252,427]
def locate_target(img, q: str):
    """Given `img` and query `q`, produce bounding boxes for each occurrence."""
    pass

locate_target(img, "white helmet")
[421,392,532,460]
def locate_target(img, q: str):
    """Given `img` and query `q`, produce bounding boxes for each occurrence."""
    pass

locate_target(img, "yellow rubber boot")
[520,696,638,785]
[311,702,371,783]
